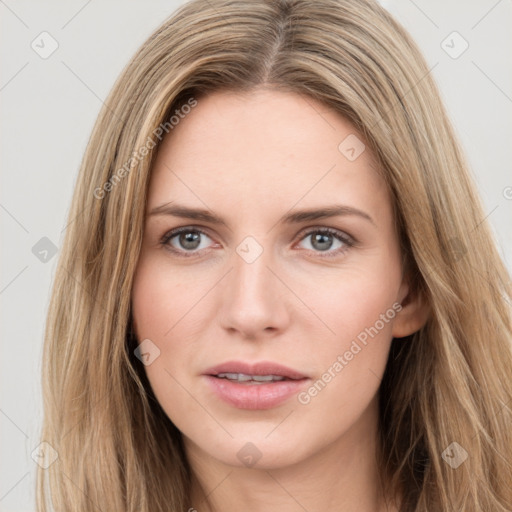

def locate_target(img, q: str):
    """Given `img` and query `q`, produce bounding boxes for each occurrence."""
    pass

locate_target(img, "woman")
[37,0,512,510]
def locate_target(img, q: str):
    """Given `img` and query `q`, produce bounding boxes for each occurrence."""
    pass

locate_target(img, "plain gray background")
[1,1,511,510]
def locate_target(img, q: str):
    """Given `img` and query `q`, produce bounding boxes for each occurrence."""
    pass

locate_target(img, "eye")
[161,227,215,257]
[296,227,354,257]
[160,226,355,259]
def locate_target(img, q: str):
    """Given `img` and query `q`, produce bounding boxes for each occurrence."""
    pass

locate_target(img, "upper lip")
[203,360,308,380]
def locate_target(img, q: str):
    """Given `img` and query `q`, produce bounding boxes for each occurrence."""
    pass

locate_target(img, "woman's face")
[131,88,415,469]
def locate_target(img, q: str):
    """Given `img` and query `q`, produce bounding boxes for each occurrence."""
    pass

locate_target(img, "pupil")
[180,232,200,250]
[312,233,332,251]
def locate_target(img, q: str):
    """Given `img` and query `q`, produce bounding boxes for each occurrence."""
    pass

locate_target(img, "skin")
[131,88,428,512]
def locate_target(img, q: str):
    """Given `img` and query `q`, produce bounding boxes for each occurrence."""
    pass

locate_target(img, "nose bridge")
[218,235,288,336]
[231,235,275,305]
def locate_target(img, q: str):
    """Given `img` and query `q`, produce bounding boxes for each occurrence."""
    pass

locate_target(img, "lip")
[202,360,310,410]
[203,360,308,380]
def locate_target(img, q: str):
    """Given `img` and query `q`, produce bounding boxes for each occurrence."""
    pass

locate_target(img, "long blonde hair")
[37,0,512,510]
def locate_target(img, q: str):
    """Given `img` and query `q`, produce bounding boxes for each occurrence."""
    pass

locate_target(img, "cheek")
[130,253,217,370]
[131,255,206,340]
[131,259,201,424]
[308,261,400,346]
[300,267,400,407]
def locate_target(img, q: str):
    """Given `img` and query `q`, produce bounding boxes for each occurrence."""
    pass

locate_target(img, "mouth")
[214,372,292,384]
[202,360,309,410]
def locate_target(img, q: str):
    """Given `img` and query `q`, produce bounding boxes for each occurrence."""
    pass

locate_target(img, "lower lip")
[204,375,309,410]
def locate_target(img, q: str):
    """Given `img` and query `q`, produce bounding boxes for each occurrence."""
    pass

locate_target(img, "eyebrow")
[148,202,375,227]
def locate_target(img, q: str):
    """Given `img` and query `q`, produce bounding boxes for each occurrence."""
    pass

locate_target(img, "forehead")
[147,89,390,223]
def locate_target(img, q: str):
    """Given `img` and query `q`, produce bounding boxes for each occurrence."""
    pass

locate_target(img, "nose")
[218,242,290,340]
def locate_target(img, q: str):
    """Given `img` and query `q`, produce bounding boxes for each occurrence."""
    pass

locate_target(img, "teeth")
[252,375,281,382]
[217,372,241,380]
[216,372,286,382]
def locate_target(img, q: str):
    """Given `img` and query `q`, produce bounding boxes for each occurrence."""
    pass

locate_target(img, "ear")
[392,277,430,339]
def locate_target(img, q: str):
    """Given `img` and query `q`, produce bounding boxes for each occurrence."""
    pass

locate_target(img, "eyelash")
[160,226,356,259]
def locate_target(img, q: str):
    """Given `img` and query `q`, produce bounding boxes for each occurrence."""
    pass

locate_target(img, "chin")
[183,426,319,471]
